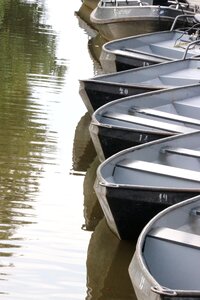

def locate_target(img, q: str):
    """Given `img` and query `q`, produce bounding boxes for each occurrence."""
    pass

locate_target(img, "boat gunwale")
[90,118,173,135]
[97,179,200,192]
[80,78,169,89]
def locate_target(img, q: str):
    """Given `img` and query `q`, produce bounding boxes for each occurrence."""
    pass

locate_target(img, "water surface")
[0,1,137,299]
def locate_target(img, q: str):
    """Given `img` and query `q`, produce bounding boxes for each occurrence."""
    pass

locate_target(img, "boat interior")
[142,198,200,290]
[110,28,200,60]
[99,92,200,132]
[92,59,200,86]
[140,68,200,86]
[104,132,200,188]
[144,226,200,290]
[129,97,200,124]
[119,38,199,60]
[114,152,200,187]
[101,109,197,132]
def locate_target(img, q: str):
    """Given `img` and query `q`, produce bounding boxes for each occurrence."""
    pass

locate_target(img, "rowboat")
[129,194,200,300]
[90,84,200,161]
[94,131,200,240]
[79,58,200,114]
[100,14,200,72]
[90,0,197,41]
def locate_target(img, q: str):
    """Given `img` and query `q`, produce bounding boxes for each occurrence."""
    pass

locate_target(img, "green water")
[0,1,136,299]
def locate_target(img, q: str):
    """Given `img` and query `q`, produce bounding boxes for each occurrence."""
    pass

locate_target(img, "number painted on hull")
[139,134,149,143]
[119,87,129,95]
[143,61,150,67]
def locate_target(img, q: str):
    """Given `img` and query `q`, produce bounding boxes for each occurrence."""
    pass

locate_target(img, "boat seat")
[103,111,195,133]
[150,40,200,59]
[150,42,189,53]
[129,107,200,126]
[160,68,200,80]
[147,227,200,248]
[119,45,196,62]
[121,48,168,60]
[174,98,200,110]
[116,160,200,182]
[160,147,200,158]
[123,43,187,61]
[158,75,200,85]
[112,48,169,64]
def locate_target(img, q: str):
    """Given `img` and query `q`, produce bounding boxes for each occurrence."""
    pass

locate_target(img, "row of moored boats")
[79,1,200,299]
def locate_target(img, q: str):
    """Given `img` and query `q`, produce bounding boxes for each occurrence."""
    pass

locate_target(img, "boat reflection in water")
[76,0,99,25]
[72,112,96,173]
[75,0,98,37]
[86,217,137,299]
[72,112,104,231]
[83,156,104,231]
[88,33,107,68]
[75,0,106,74]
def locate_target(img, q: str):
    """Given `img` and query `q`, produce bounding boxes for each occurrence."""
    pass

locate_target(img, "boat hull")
[94,180,199,240]
[90,123,167,161]
[80,80,157,114]
[93,18,176,41]
[91,4,195,41]
[80,58,200,113]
